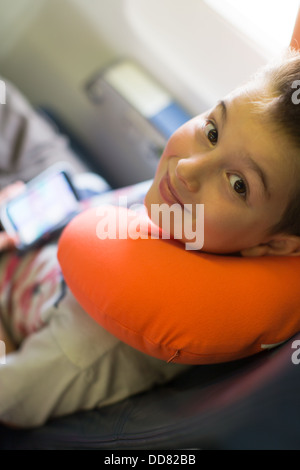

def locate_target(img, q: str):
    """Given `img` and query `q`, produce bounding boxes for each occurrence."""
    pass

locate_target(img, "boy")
[1,48,300,428]
[145,48,300,257]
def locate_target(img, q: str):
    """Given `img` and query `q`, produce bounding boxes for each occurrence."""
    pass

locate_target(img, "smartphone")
[0,164,81,251]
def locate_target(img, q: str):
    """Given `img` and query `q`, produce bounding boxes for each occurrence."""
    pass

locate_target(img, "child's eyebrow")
[216,99,271,200]
[216,100,227,128]
[243,153,271,200]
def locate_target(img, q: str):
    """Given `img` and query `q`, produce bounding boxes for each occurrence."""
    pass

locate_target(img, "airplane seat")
[0,178,299,450]
[0,332,299,450]
[37,107,112,194]
[0,163,299,449]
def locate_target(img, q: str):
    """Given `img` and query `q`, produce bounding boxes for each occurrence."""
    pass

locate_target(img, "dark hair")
[250,48,300,236]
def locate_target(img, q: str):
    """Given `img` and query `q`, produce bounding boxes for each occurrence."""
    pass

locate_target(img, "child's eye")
[229,174,247,198]
[204,121,218,145]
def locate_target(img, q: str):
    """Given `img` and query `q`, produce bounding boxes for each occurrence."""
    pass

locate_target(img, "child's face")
[145,90,296,255]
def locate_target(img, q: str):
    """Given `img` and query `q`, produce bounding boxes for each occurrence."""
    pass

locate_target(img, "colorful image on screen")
[7,173,79,245]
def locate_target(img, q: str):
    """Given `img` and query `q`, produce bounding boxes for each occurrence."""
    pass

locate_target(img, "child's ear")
[240,234,300,257]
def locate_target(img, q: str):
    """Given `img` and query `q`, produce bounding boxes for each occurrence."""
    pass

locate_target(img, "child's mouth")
[159,174,184,209]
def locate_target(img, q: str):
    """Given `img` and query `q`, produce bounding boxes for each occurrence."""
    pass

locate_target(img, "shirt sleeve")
[0,323,85,428]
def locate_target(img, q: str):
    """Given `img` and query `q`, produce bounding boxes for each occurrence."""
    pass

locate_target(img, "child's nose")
[175,154,211,192]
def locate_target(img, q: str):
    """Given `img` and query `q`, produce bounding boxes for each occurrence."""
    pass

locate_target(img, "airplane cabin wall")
[0,0,271,185]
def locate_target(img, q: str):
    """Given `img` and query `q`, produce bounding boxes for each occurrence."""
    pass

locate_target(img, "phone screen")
[3,171,80,247]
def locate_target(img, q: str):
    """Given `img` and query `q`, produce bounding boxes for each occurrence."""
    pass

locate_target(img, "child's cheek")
[161,120,194,161]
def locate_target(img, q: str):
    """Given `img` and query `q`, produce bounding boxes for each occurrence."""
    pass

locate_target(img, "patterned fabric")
[0,245,65,345]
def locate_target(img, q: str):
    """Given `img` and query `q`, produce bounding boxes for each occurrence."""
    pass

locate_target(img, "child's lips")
[159,174,184,208]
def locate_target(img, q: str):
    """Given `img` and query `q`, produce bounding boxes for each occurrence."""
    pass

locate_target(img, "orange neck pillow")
[57,205,300,364]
